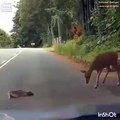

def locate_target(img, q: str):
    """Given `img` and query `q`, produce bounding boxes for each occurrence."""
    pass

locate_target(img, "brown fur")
[81,51,120,88]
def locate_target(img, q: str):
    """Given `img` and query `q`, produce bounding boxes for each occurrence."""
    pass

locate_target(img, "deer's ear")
[80,70,86,73]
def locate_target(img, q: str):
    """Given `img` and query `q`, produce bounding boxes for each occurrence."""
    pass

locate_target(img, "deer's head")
[81,70,91,84]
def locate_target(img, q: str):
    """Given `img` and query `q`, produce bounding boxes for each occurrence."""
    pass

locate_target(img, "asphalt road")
[0,48,22,66]
[0,48,120,120]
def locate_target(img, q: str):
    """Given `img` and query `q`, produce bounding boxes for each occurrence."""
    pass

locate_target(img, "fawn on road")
[81,51,120,89]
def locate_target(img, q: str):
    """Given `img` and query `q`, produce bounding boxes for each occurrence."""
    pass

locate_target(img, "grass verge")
[49,35,120,65]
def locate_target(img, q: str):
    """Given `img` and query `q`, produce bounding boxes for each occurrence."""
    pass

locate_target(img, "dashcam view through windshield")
[0,0,120,120]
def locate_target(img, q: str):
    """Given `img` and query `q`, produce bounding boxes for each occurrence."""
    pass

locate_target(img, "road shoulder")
[49,51,88,71]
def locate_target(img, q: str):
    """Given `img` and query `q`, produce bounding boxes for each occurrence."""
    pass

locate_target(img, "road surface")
[0,48,120,120]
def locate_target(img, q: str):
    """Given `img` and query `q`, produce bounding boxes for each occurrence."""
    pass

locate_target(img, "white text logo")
[98,112,117,118]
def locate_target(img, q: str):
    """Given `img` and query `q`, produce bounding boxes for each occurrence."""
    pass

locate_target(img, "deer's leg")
[117,70,120,86]
[94,70,102,89]
[102,69,110,84]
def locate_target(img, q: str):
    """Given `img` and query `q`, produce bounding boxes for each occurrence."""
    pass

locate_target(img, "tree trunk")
[96,0,102,39]
[50,24,55,44]
[81,0,95,34]
[57,17,62,43]
[47,24,52,45]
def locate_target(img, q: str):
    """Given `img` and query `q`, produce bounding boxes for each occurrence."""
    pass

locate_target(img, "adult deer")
[81,51,120,89]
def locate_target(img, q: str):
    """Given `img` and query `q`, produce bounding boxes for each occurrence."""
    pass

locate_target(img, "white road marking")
[1,60,7,64]
[0,50,23,69]
[0,113,15,120]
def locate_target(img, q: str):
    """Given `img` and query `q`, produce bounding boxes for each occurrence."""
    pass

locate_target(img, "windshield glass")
[0,0,120,120]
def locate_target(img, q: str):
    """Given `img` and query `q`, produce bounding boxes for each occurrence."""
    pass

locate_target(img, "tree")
[0,29,13,47]
[12,0,84,46]
[46,7,65,43]
[81,0,95,34]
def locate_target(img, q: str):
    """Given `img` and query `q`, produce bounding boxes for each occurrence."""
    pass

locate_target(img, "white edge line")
[0,50,23,69]
[1,60,7,64]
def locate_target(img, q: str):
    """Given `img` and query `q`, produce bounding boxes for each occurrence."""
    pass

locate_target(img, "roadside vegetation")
[53,34,120,64]
[52,1,120,65]
[11,0,120,65]
[0,29,13,48]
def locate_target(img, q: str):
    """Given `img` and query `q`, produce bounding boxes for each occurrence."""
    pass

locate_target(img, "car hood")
[0,103,120,120]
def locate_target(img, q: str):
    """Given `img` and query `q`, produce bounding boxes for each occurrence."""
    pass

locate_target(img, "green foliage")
[12,0,52,47]
[43,43,52,48]
[54,40,78,57]
[12,0,120,65]
[90,4,120,38]
[54,32,120,65]
[0,29,13,48]
[12,0,83,47]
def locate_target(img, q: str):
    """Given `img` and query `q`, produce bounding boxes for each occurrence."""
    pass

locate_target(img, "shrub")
[43,43,51,48]
[53,34,120,65]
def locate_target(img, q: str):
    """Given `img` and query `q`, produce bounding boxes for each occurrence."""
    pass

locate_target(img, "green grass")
[42,43,52,48]
[52,35,120,65]
[45,46,54,52]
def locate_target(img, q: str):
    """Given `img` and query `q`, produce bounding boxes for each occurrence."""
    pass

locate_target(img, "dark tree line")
[81,0,95,34]
[11,0,86,47]
[11,0,120,47]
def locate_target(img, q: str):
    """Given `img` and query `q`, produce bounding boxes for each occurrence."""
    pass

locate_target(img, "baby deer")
[8,90,34,99]
[81,51,120,89]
